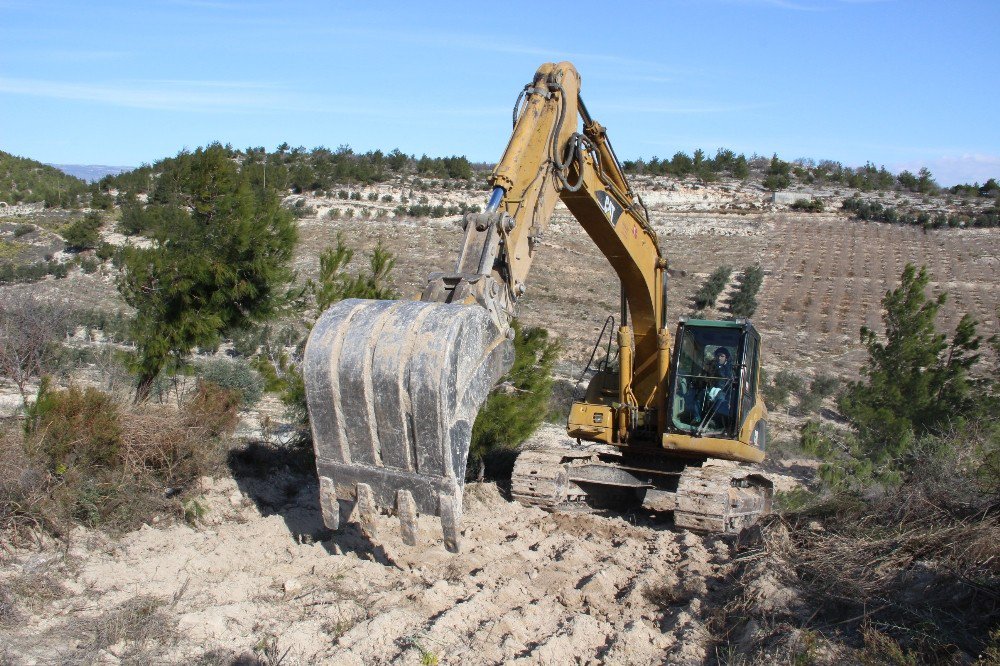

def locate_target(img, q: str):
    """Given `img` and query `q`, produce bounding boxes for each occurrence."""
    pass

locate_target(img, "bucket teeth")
[396,490,418,546]
[356,483,378,538]
[305,299,513,552]
[439,494,462,554]
[318,476,339,530]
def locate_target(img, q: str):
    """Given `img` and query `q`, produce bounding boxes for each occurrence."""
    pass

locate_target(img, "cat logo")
[596,190,623,227]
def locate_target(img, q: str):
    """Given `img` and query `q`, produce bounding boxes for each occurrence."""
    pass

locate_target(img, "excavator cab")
[668,319,761,438]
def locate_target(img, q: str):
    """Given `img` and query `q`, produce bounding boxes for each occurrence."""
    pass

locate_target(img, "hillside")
[0,151,89,207]
[3,144,998,428]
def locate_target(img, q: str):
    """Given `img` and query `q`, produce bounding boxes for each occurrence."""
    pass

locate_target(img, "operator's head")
[714,347,730,365]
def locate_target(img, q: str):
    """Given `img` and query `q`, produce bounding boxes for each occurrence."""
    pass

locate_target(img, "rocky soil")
[1,420,806,665]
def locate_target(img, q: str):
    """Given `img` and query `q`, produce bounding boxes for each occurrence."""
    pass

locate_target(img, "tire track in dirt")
[315,484,732,665]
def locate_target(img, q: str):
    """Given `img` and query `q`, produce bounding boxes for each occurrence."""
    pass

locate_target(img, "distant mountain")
[47,164,133,182]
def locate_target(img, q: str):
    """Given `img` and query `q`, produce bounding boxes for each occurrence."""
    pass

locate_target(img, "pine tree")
[469,322,560,476]
[312,233,397,312]
[279,235,400,437]
[762,154,791,191]
[62,211,102,250]
[732,155,750,180]
[117,144,297,402]
[839,264,982,461]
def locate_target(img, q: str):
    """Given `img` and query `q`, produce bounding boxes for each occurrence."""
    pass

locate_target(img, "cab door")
[738,327,761,431]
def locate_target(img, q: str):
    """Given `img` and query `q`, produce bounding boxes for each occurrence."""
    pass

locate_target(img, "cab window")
[671,325,742,435]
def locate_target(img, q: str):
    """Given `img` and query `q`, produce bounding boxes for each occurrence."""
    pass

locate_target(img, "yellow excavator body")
[303,62,772,552]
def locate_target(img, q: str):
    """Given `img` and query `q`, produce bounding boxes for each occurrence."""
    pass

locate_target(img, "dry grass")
[1,380,238,543]
[193,650,279,666]
[0,424,54,544]
[0,569,69,631]
[68,594,176,663]
[92,595,172,647]
[0,585,20,628]
[709,479,1000,664]
[859,623,921,666]
[1,568,67,613]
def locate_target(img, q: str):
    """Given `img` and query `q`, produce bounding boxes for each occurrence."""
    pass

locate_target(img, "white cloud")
[0,77,299,112]
[0,76,508,119]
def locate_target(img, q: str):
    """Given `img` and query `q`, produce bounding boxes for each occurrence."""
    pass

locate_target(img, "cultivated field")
[288,178,1000,404]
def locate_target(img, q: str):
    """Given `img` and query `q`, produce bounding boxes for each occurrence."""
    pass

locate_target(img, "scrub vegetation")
[693,265,732,310]
[469,321,560,480]
[721,263,1000,663]
[0,150,89,207]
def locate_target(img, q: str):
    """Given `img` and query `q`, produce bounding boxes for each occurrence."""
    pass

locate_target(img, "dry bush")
[0,424,59,543]
[709,423,1000,663]
[785,509,998,653]
[184,379,241,437]
[75,594,175,660]
[711,480,999,663]
[0,293,67,406]
[26,381,122,471]
[2,380,237,540]
[0,558,70,635]
[119,402,228,485]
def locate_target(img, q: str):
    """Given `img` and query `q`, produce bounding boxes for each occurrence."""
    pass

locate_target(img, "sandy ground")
[0,422,805,665]
[1,478,724,664]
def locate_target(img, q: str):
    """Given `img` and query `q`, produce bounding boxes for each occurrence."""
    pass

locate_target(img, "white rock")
[283,578,302,596]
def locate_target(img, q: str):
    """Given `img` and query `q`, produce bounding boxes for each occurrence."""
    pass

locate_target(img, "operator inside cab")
[705,347,735,426]
[685,346,732,426]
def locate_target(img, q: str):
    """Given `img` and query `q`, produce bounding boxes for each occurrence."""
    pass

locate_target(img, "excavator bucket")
[303,298,513,552]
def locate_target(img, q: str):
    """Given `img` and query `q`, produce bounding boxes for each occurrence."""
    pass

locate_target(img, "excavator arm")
[304,62,669,551]
[424,62,671,437]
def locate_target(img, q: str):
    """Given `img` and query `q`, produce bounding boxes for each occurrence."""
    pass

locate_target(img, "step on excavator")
[303,62,773,553]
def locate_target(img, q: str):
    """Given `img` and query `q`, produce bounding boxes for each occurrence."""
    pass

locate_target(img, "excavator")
[303,62,772,553]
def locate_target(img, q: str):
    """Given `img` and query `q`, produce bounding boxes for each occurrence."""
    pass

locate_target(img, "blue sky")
[1,0,998,185]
